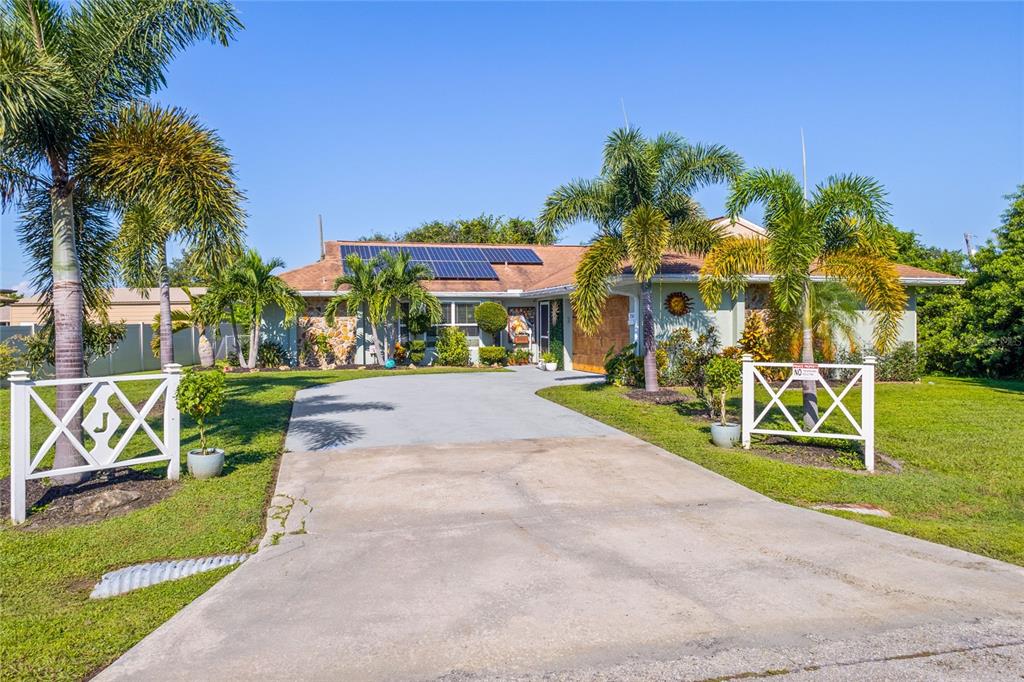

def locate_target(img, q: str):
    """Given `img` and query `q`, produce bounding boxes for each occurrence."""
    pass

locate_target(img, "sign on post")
[740,354,876,471]
[8,365,182,524]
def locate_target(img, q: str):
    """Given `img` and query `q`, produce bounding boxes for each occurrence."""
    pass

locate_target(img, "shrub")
[435,327,470,366]
[550,339,564,370]
[393,341,408,364]
[257,340,289,367]
[176,369,227,455]
[510,348,531,365]
[20,321,127,377]
[659,326,720,415]
[474,302,508,340]
[604,344,669,387]
[478,345,507,365]
[541,351,557,364]
[834,342,922,382]
[739,311,772,362]
[0,340,18,380]
[706,356,742,425]
[408,339,427,365]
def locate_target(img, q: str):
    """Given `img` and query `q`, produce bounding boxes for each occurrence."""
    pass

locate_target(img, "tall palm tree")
[147,288,222,367]
[0,0,241,480]
[375,249,442,357]
[540,128,743,391]
[107,107,244,366]
[699,169,906,425]
[228,250,305,369]
[324,254,387,364]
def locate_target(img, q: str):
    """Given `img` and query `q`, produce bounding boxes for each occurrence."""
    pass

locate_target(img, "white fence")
[741,354,876,471]
[0,322,238,379]
[8,364,182,523]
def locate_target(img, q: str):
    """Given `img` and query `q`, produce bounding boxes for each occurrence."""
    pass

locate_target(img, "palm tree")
[699,169,906,425]
[375,250,442,357]
[540,128,743,391]
[228,250,305,369]
[147,288,222,367]
[325,254,388,364]
[105,108,244,367]
[1,0,241,480]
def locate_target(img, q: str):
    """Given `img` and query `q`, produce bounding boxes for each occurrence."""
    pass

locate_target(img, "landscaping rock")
[72,489,142,515]
[813,503,892,517]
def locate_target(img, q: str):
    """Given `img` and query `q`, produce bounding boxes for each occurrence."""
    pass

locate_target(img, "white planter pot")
[187,448,225,479]
[545,362,558,372]
[710,423,741,448]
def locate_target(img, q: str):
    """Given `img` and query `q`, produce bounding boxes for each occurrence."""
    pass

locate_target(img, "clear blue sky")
[2,1,1021,290]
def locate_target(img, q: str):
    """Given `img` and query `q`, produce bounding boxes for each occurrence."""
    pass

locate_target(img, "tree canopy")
[361,214,555,245]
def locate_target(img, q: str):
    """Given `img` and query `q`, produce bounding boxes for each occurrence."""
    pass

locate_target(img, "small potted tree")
[177,369,228,479]
[706,356,742,447]
[541,351,558,372]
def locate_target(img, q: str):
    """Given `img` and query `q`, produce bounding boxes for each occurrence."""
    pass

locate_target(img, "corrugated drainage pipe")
[90,554,249,599]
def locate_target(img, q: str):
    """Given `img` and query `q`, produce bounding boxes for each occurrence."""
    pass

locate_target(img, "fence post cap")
[6,370,30,382]
[741,353,753,362]
[163,363,183,374]
[862,356,877,364]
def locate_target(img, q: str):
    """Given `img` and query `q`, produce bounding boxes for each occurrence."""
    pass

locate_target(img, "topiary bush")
[435,327,470,366]
[478,345,507,365]
[706,356,742,425]
[474,302,508,342]
[176,369,227,455]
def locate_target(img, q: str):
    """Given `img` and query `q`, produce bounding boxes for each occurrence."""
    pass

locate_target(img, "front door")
[571,295,631,374]
[538,301,550,354]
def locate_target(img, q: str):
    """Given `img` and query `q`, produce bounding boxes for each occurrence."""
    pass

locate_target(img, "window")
[455,304,476,324]
[424,301,482,347]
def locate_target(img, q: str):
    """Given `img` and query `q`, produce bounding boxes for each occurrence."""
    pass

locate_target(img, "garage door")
[572,295,631,374]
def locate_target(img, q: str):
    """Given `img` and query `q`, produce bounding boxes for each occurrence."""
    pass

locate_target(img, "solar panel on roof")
[464,261,498,279]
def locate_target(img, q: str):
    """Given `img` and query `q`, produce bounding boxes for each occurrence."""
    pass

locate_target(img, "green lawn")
[539,376,1024,567]
[0,367,487,681]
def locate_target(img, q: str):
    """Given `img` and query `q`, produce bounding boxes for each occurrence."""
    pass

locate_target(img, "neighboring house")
[275,218,964,372]
[6,287,205,326]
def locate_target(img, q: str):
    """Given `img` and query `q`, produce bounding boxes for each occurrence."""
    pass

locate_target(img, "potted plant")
[541,351,558,372]
[177,369,228,479]
[706,356,742,447]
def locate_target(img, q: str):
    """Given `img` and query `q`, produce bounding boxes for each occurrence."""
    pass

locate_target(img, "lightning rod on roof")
[620,98,629,129]
[800,128,808,203]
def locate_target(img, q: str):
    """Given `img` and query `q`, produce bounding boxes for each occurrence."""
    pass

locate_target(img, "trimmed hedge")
[478,346,507,365]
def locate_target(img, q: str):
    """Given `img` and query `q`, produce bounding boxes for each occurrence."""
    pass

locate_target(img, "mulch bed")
[749,435,901,473]
[624,388,694,405]
[0,469,179,531]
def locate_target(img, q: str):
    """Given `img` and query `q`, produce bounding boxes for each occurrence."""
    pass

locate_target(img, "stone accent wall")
[297,298,357,367]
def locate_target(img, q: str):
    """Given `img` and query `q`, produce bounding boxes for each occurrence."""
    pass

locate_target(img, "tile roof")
[277,238,963,295]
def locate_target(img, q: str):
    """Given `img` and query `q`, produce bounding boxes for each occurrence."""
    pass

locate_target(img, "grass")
[538,376,1024,567]
[0,366,488,681]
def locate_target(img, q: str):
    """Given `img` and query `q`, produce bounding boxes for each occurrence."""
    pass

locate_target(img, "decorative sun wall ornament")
[665,291,692,317]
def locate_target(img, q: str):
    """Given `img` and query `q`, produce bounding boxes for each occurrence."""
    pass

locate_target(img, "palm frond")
[569,235,627,334]
[698,236,769,307]
[661,142,744,196]
[822,247,907,353]
[725,168,803,227]
[115,202,171,289]
[15,186,116,323]
[622,204,669,282]
[67,0,241,112]
[538,177,614,234]
[810,174,891,254]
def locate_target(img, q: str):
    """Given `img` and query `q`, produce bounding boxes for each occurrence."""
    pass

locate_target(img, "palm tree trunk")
[248,317,260,368]
[801,281,819,428]
[157,240,174,367]
[51,185,88,483]
[371,323,385,365]
[640,280,659,392]
[197,326,215,367]
[229,304,246,368]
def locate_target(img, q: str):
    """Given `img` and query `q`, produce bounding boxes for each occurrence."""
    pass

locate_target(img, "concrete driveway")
[99,368,1024,681]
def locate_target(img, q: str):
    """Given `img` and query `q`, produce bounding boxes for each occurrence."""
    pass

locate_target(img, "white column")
[741,354,754,449]
[163,364,182,481]
[861,356,876,472]
[8,371,31,523]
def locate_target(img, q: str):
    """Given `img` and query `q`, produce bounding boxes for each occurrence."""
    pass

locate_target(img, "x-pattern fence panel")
[741,355,876,471]
[8,364,182,523]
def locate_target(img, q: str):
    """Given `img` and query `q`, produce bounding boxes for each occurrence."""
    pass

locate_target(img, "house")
[6,287,206,326]
[272,219,964,372]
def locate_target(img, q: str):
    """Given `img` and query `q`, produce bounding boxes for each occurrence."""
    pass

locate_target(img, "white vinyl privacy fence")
[741,354,876,471]
[8,365,182,523]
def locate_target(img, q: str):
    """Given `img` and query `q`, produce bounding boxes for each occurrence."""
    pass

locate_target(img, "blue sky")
[2,1,1021,290]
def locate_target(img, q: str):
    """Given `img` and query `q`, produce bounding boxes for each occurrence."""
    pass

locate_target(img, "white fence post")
[163,364,182,481]
[9,371,30,524]
[741,354,754,449]
[861,356,876,472]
